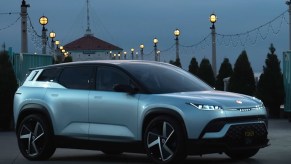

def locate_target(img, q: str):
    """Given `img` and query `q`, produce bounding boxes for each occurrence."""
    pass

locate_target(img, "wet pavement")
[0,119,291,164]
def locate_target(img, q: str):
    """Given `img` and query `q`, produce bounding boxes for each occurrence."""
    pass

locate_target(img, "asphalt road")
[1,119,291,164]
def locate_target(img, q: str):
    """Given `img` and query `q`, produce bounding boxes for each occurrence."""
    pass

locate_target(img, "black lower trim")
[199,115,268,139]
[54,136,145,153]
[186,137,269,155]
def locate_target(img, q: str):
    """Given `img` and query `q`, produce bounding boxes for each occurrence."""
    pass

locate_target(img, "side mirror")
[113,84,137,94]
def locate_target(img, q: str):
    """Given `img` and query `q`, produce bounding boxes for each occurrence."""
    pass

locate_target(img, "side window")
[37,68,61,82]
[97,67,130,91]
[58,66,94,90]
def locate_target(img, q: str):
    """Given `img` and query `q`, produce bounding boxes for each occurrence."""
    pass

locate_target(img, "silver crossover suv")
[14,60,268,164]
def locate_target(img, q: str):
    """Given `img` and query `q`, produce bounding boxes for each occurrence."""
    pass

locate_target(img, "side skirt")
[54,136,145,153]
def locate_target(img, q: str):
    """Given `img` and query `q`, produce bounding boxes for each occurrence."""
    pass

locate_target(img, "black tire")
[16,114,56,160]
[225,148,259,160]
[143,116,186,164]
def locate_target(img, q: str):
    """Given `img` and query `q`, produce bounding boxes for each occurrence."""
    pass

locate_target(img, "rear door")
[43,66,94,139]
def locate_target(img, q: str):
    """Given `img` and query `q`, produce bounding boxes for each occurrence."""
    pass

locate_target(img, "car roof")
[30,60,173,70]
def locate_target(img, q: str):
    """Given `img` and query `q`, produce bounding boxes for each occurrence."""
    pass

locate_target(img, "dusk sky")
[0,0,289,72]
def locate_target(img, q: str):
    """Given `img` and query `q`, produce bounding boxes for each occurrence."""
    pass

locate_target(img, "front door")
[89,66,139,141]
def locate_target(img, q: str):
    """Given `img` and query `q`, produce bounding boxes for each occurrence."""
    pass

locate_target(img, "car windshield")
[121,62,213,94]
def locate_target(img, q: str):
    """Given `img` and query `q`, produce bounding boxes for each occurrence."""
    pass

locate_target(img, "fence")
[8,48,53,84]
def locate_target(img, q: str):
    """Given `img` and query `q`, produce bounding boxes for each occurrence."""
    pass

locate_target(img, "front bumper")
[186,116,269,155]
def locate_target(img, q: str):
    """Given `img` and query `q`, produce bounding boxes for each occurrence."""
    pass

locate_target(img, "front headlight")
[186,102,222,110]
[251,104,265,110]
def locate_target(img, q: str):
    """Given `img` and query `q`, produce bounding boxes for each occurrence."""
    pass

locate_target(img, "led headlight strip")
[187,102,222,110]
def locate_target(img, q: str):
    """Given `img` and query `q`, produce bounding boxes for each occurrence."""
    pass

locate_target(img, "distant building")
[64,34,123,61]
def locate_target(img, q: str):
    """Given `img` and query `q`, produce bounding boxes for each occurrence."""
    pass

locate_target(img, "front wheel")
[225,148,259,160]
[143,116,186,164]
[17,114,56,160]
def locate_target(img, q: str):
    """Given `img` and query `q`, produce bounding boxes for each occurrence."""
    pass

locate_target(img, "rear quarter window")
[37,68,62,82]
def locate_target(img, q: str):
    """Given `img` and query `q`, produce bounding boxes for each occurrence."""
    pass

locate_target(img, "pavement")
[0,119,291,164]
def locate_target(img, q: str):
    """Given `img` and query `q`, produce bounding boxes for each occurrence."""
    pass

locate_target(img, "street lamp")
[174,28,180,60]
[49,31,56,57]
[210,13,217,75]
[123,51,127,59]
[135,52,139,60]
[153,37,158,61]
[118,52,121,60]
[157,50,161,62]
[49,31,55,41]
[39,15,48,54]
[131,48,134,60]
[113,53,116,60]
[109,51,112,59]
[55,40,60,48]
[140,44,144,60]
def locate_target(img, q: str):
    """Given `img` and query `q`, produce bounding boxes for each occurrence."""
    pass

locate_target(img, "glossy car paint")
[14,60,268,162]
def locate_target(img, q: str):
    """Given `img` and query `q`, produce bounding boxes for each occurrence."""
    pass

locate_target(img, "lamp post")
[153,37,158,61]
[135,52,139,60]
[140,44,144,60]
[124,51,127,59]
[118,52,121,60]
[109,51,112,59]
[157,50,161,62]
[174,28,180,61]
[131,48,134,60]
[55,40,60,48]
[54,40,61,63]
[287,1,291,50]
[49,31,56,57]
[20,0,30,53]
[39,15,48,55]
[210,13,217,76]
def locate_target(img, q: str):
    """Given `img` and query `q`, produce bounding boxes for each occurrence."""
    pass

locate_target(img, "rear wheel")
[225,148,259,160]
[17,114,56,160]
[144,116,186,164]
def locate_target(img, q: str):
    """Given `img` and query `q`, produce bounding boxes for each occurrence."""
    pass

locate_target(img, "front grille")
[224,123,268,147]
[200,115,268,138]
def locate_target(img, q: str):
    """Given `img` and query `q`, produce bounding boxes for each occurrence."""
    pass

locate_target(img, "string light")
[141,9,289,61]
[0,16,21,31]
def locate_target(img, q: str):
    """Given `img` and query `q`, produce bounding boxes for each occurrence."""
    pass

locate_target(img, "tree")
[256,44,285,118]
[198,58,215,87]
[63,55,73,63]
[175,58,182,68]
[215,58,233,91]
[228,50,255,96]
[188,57,199,76]
[0,50,18,130]
[169,58,182,68]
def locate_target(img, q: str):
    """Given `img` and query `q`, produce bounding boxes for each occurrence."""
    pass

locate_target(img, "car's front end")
[154,90,269,157]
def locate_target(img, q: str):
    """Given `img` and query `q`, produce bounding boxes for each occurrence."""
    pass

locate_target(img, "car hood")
[167,91,262,109]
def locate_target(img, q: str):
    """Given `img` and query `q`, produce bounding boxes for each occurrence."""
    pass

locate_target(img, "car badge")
[236,100,243,104]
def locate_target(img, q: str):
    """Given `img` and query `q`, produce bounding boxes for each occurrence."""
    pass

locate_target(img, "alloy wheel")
[147,121,175,161]
[144,116,186,164]
[17,114,55,160]
[19,120,45,157]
